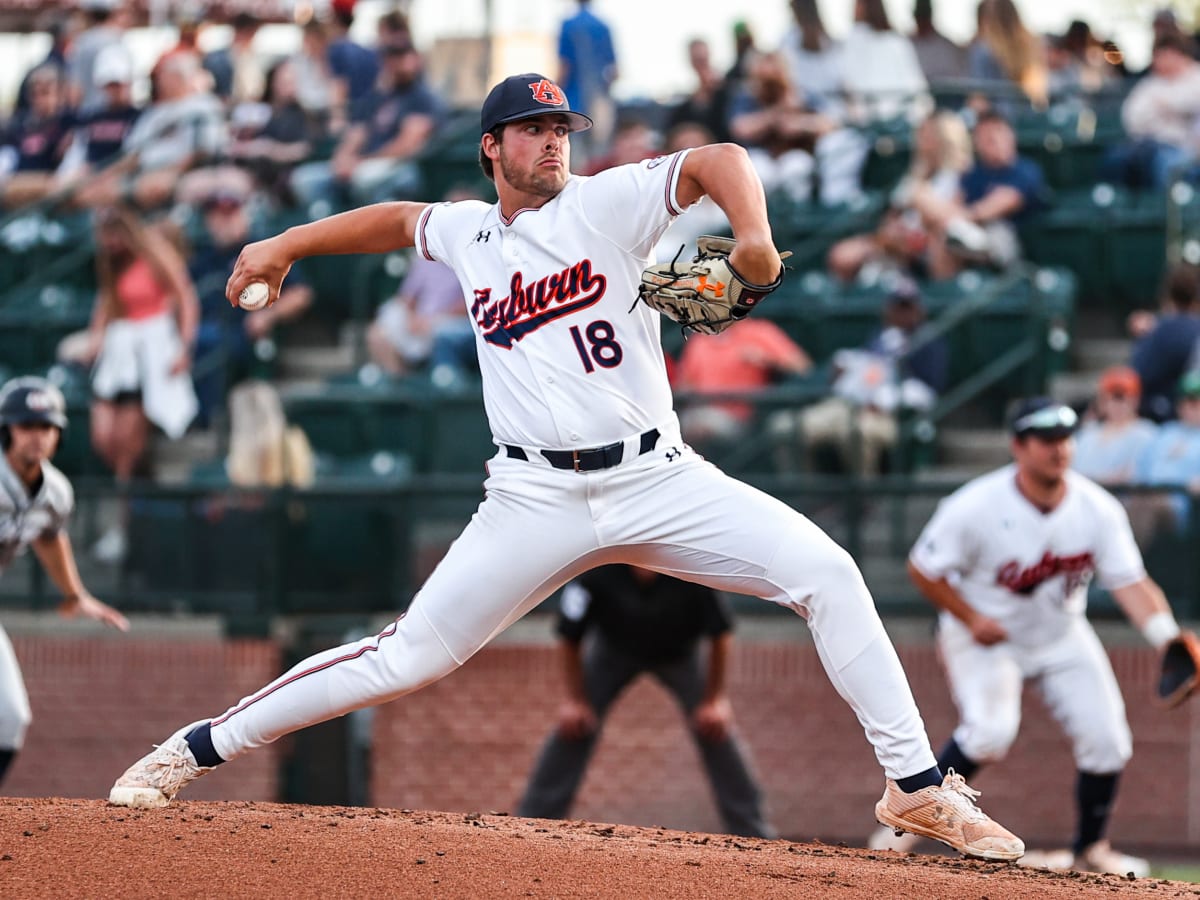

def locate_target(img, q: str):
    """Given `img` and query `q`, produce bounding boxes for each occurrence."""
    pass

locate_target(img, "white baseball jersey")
[0,453,73,575]
[910,464,1144,648]
[415,150,691,449]
[0,453,72,751]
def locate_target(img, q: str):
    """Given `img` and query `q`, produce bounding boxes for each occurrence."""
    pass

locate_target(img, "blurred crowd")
[4,0,1200,557]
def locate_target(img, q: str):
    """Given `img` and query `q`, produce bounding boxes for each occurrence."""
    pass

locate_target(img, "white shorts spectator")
[92,312,198,439]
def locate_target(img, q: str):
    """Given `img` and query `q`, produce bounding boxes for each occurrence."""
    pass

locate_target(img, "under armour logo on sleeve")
[474,230,491,243]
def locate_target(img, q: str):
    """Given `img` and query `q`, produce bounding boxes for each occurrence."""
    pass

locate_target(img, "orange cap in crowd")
[1098,365,1141,398]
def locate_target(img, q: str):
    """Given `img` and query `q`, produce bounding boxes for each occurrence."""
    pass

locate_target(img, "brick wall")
[4,636,281,802]
[5,632,1196,854]
[371,641,1200,852]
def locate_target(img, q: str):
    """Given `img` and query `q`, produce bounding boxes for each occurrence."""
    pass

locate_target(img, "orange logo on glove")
[697,276,726,298]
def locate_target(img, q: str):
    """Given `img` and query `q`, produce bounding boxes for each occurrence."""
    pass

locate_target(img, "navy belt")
[505,429,660,472]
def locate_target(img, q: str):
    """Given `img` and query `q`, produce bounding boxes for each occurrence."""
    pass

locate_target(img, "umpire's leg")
[654,649,777,839]
[517,636,641,820]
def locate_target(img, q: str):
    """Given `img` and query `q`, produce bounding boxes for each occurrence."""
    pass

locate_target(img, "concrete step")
[935,427,1010,467]
[1048,370,1100,405]
[151,429,222,484]
[1073,337,1131,372]
[278,343,357,381]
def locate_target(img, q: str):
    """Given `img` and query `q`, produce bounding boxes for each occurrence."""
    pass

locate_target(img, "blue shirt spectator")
[960,155,1046,222]
[1131,263,1200,422]
[557,0,617,118]
[1135,371,1200,530]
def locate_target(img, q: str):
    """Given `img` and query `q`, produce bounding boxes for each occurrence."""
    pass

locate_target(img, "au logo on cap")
[528,79,566,106]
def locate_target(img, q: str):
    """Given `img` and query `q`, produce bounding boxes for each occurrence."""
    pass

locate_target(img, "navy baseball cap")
[1008,397,1078,439]
[480,73,592,136]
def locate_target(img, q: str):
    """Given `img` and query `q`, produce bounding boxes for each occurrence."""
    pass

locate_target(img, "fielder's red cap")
[480,73,592,136]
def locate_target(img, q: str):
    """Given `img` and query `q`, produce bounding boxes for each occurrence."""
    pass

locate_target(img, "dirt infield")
[0,798,1195,899]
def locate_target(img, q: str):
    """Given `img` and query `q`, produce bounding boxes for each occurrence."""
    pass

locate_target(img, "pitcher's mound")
[0,798,1185,898]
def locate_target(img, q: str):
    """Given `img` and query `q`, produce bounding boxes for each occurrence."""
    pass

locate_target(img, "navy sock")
[0,748,14,785]
[185,722,226,768]
[1074,771,1120,855]
[936,737,980,782]
[896,765,943,794]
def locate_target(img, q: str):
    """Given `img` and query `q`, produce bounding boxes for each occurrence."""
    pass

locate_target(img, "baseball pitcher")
[109,72,1023,860]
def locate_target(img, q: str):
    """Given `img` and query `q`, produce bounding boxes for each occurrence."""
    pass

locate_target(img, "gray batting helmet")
[0,376,68,432]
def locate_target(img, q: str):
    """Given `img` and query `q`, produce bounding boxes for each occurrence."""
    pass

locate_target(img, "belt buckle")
[572,450,582,473]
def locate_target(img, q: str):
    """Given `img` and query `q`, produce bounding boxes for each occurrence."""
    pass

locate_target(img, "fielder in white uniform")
[0,377,129,785]
[870,397,1187,876]
[109,73,1022,859]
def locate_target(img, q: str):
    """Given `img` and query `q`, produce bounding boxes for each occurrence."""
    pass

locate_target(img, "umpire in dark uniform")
[517,564,776,838]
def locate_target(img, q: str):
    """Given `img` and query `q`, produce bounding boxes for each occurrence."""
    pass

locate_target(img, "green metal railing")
[2,476,1196,629]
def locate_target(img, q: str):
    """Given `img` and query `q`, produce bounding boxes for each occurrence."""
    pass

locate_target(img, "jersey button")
[545,376,554,384]
[569,433,581,441]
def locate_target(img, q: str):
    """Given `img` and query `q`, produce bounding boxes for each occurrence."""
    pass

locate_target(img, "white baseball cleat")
[874,769,1025,862]
[867,824,921,853]
[1074,841,1149,878]
[108,720,214,808]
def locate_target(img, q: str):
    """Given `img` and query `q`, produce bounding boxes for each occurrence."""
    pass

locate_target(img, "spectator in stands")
[582,119,658,175]
[376,9,412,48]
[910,0,967,85]
[517,565,776,840]
[674,317,812,447]
[228,58,323,206]
[667,39,732,144]
[187,187,313,426]
[202,13,266,106]
[150,16,205,90]
[728,51,867,206]
[1056,20,1122,91]
[1073,366,1158,486]
[328,4,380,108]
[654,122,731,260]
[292,20,345,136]
[1129,262,1200,422]
[0,64,74,209]
[57,45,140,195]
[907,110,1046,278]
[769,279,948,477]
[67,0,129,113]
[557,0,618,163]
[366,252,469,378]
[1108,33,1200,190]
[968,0,1048,112]
[74,52,227,211]
[16,19,75,115]
[1130,370,1200,539]
[779,0,842,113]
[84,206,199,562]
[839,0,930,125]
[828,110,973,283]
[290,37,440,212]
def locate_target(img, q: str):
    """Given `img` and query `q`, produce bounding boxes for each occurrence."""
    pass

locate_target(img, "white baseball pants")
[209,429,938,781]
[0,625,32,751]
[938,615,1132,773]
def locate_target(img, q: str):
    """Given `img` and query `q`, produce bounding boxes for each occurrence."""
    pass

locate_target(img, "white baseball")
[238,281,270,311]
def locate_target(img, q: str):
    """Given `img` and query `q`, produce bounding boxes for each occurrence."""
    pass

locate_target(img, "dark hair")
[1162,261,1200,310]
[857,0,893,32]
[975,109,1011,129]
[1153,32,1193,57]
[790,0,830,53]
[479,127,502,181]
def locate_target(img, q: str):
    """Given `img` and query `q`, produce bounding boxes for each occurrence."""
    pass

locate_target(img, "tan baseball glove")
[638,236,792,335]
